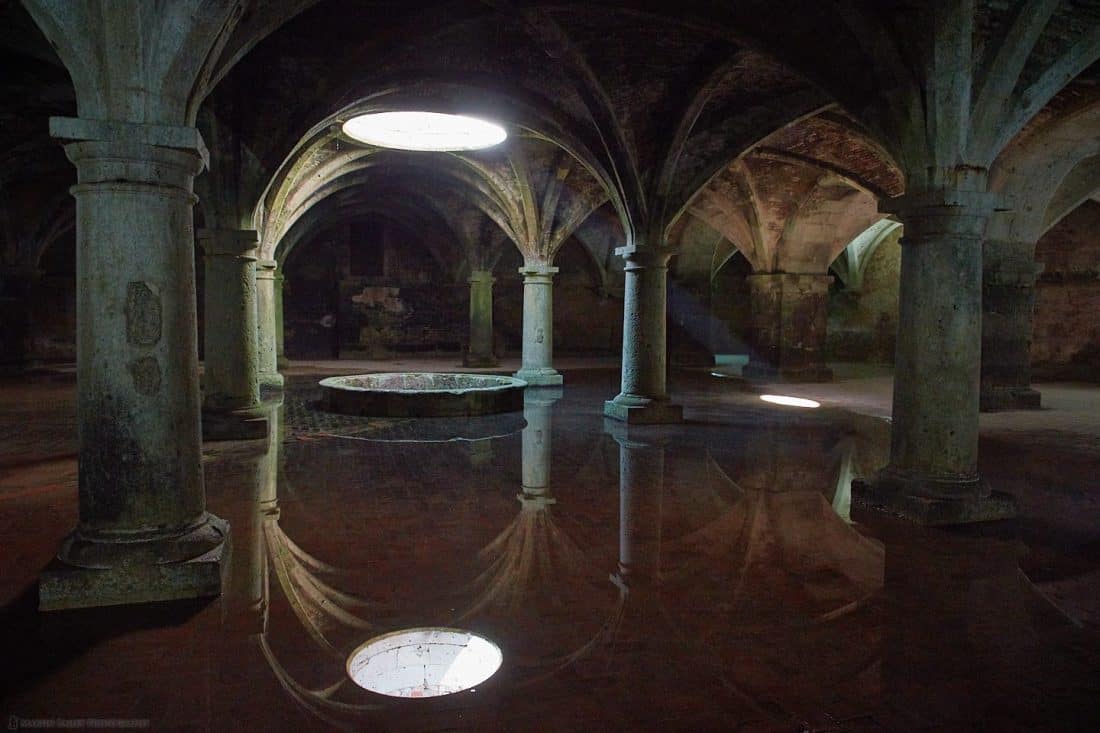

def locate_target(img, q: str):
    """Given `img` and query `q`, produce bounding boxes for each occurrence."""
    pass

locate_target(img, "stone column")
[604,248,682,424]
[743,272,833,382]
[981,246,1042,411]
[200,228,268,440]
[514,264,562,386]
[521,387,563,499]
[464,270,498,367]
[275,271,290,370]
[606,422,665,590]
[854,191,1014,525]
[256,259,284,390]
[38,118,228,610]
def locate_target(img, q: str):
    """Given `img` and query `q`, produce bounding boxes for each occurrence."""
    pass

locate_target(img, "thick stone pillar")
[256,260,284,390]
[743,273,833,382]
[854,190,1014,525]
[200,228,268,440]
[514,265,562,386]
[981,246,1042,411]
[521,387,562,498]
[0,267,37,374]
[464,270,498,367]
[38,118,228,609]
[275,271,290,370]
[604,248,682,424]
[606,422,665,590]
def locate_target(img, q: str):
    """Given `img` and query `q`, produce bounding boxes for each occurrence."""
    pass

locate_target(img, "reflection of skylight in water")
[347,628,502,698]
[342,112,507,151]
[760,394,821,408]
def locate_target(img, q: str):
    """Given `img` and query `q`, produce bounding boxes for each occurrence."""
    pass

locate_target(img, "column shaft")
[464,270,498,367]
[256,260,284,390]
[514,266,562,386]
[201,229,260,411]
[39,122,228,609]
[854,191,1014,524]
[275,271,289,369]
[200,229,268,440]
[604,249,681,423]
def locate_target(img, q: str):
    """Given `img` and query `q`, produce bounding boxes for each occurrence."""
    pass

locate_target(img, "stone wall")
[1032,201,1100,382]
[493,238,624,356]
[284,220,466,359]
[826,228,901,363]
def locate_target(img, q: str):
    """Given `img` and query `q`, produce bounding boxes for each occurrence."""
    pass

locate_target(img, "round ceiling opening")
[342,112,508,151]
[760,394,821,409]
[347,627,503,698]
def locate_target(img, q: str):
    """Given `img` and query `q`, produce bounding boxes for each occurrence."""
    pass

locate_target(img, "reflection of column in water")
[228,395,284,632]
[521,387,562,499]
[832,437,857,523]
[607,423,665,588]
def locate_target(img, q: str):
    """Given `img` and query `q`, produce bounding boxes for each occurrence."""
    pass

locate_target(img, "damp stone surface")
[320,372,527,417]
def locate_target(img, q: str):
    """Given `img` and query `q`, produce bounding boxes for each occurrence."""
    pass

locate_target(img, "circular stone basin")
[347,628,503,698]
[320,372,527,417]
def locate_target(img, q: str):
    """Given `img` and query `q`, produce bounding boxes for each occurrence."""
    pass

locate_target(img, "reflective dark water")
[1,370,1098,732]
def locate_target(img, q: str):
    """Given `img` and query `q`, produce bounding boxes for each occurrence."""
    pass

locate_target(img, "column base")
[742,361,833,383]
[514,367,563,386]
[603,394,683,424]
[980,386,1042,412]
[464,354,500,368]
[852,471,1016,526]
[259,372,285,391]
[39,512,231,611]
[202,406,270,441]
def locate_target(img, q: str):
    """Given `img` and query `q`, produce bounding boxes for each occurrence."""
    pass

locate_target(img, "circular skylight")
[760,394,821,409]
[347,627,503,698]
[342,112,507,151]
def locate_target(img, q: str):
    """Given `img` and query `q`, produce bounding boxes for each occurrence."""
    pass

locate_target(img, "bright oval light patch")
[760,394,821,408]
[347,627,502,698]
[342,112,507,151]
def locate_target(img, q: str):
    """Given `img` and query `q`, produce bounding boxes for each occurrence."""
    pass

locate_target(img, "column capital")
[615,246,674,270]
[882,189,1009,241]
[468,270,496,285]
[882,187,1008,215]
[198,228,260,258]
[256,259,279,278]
[519,264,558,278]
[51,116,209,168]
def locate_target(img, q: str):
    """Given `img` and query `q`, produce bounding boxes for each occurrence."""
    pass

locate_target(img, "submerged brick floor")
[0,362,1098,731]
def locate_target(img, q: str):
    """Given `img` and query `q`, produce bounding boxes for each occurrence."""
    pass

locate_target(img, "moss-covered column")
[275,270,289,370]
[981,244,1042,411]
[854,190,1014,524]
[743,273,833,382]
[256,259,284,391]
[605,248,682,424]
[514,264,562,386]
[464,270,498,367]
[38,118,228,610]
[200,228,267,440]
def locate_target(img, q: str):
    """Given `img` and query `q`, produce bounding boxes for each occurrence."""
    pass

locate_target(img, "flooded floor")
[1,366,1099,731]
